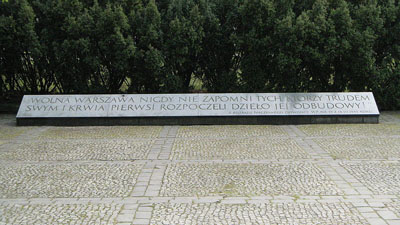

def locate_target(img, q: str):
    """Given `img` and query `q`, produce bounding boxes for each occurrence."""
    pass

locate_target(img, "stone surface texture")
[1,111,400,224]
[313,138,400,159]
[160,163,340,196]
[170,138,310,159]
[150,202,368,225]
[17,93,379,118]
[0,140,154,161]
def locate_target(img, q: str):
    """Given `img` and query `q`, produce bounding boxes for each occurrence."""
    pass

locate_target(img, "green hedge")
[1,0,400,109]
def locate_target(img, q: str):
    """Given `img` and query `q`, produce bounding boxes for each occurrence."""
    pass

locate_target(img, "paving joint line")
[289,125,307,137]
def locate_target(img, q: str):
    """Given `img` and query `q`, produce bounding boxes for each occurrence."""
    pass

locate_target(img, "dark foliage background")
[1,0,400,109]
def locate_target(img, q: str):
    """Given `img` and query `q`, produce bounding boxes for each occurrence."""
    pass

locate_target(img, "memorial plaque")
[16,92,380,125]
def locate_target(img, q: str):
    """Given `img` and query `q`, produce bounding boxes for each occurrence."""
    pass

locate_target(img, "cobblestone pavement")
[0,112,400,224]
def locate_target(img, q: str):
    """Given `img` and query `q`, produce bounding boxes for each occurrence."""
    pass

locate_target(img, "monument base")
[16,115,379,126]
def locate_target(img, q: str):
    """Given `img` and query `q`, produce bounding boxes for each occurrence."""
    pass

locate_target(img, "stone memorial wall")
[16,92,380,125]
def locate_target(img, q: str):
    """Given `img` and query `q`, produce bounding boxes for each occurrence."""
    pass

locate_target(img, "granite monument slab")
[16,92,380,125]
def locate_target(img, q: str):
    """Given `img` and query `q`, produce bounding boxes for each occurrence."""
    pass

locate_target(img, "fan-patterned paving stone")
[379,112,400,124]
[341,162,400,195]
[0,139,154,161]
[0,115,29,140]
[150,202,368,225]
[381,111,400,120]
[0,163,143,198]
[386,199,400,218]
[177,125,288,138]
[0,203,122,225]
[0,127,29,140]
[314,137,400,159]
[39,126,162,139]
[0,114,16,125]
[171,138,310,160]
[298,124,400,137]
[161,163,341,196]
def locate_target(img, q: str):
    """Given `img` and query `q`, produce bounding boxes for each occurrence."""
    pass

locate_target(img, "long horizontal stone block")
[16,92,379,126]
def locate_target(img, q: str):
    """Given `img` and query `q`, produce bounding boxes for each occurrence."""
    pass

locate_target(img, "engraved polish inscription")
[17,93,380,118]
